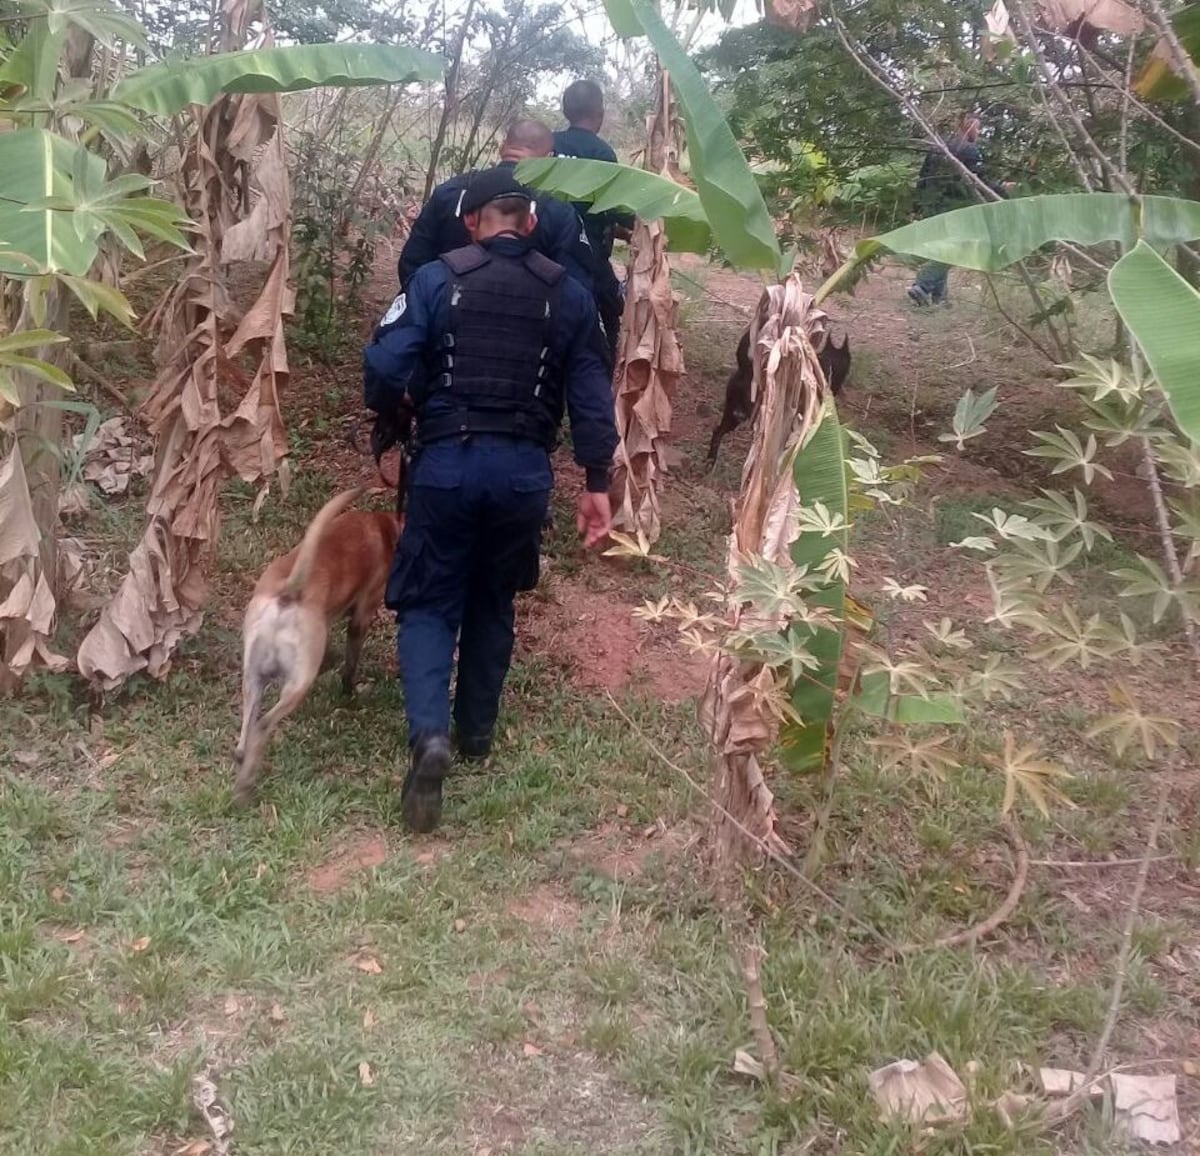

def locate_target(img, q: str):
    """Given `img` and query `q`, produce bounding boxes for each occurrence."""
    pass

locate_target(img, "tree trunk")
[423,0,478,199]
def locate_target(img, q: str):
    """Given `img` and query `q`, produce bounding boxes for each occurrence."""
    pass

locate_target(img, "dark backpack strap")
[441,244,491,275]
[523,249,566,286]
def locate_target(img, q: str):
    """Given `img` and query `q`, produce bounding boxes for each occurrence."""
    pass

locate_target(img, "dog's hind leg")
[233,630,324,806]
[234,648,266,766]
[232,673,315,806]
[707,415,737,466]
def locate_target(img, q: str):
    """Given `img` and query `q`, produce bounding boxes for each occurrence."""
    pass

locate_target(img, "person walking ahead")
[908,115,1011,306]
[553,80,633,360]
[399,119,595,300]
[364,168,618,834]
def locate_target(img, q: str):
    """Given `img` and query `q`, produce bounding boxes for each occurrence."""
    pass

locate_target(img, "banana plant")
[0,1,445,397]
[516,157,711,252]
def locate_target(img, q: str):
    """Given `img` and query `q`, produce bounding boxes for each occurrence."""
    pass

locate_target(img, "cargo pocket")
[507,471,551,593]
[385,533,425,611]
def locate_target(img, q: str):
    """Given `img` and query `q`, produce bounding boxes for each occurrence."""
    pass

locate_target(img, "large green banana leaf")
[114,43,445,117]
[601,0,781,272]
[515,156,710,252]
[783,405,848,773]
[848,194,1200,274]
[1135,4,1200,101]
[0,128,107,275]
[1109,240,1200,443]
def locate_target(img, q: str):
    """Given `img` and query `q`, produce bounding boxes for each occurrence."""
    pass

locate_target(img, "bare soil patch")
[563,818,694,882]
[506,882,582,932]
[458,1046,660,1154]
[306,830,388,894]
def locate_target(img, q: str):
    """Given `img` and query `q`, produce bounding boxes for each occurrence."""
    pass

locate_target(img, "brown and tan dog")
[233,487,402,805]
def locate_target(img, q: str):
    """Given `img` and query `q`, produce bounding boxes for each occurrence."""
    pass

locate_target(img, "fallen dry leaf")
[191,1071,232,1156]
[453,918,467,933]
[223,995,240,1017]
[1039,1067,1095,1097]
[174,1142,213,1156]
[522,1042,544,1058]
[615,803,629,819]
[1183,1059,1198,1077]
[353,954,383,975]
[868,1052,968,1125]
[358,1060,375,1087]
[131,935,151,953]
[993,1090,1033,1130]
[58,928,86,945]
[363,1008,376,1030]
[733,1048,765,1081]
[1111,1072,1181,1145]
[269,1001,286,1023]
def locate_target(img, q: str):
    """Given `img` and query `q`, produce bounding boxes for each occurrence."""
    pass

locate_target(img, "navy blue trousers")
[386,436,552,746]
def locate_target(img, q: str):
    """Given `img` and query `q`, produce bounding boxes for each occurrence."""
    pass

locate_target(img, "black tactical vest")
[415,243,565,449]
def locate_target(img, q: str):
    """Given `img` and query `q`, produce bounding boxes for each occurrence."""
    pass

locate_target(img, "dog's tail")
[280,487,365,603]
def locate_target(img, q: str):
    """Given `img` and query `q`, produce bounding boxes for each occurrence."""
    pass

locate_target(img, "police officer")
[398,119,595,299]
[553,80,634,361]
[364,168,618,834]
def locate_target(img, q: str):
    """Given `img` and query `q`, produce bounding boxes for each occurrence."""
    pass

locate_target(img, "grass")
[3,256,1197,1154]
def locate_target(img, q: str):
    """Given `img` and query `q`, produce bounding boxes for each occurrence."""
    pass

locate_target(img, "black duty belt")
[416,407,556,449]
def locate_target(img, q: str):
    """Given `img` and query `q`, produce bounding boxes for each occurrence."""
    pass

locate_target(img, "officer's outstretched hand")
[577,492,612,549]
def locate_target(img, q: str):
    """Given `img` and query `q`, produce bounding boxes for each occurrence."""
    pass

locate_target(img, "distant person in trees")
[554,79,633,360]
[907,115,1013,306]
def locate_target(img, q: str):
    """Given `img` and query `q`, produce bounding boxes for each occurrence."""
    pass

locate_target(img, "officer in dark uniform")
[364,168,617,834]
[398,119,596,300]
[553,80,634,361]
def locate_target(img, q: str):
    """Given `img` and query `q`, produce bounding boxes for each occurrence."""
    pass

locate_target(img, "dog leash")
[346,416,408,517]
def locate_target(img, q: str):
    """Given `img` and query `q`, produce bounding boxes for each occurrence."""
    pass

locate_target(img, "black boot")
[402,733,451,833]
[455,731,493,761]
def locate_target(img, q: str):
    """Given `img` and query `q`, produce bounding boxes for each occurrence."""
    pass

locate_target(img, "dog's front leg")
[342,613,368,695]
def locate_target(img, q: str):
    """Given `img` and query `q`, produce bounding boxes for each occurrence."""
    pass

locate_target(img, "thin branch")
[984,274,1058,362]
[1120,39,1135,177]
[1030,854,1176,868]
[1139,434,1200,668]
[1046,780,1171,1127]
[898,819,1029,952]
[1141,0,1200,108]
[604,691,901,953]
[1010,0,1134,194]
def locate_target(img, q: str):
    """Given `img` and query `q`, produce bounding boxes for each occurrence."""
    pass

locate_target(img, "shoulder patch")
[380,293,406,326]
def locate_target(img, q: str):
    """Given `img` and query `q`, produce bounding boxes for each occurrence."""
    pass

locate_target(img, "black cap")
[460,167,533,215]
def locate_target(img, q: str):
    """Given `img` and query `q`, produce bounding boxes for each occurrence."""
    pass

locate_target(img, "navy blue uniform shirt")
[397,162,595,298]
[365,236,617,492]
[552,126,635,264]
